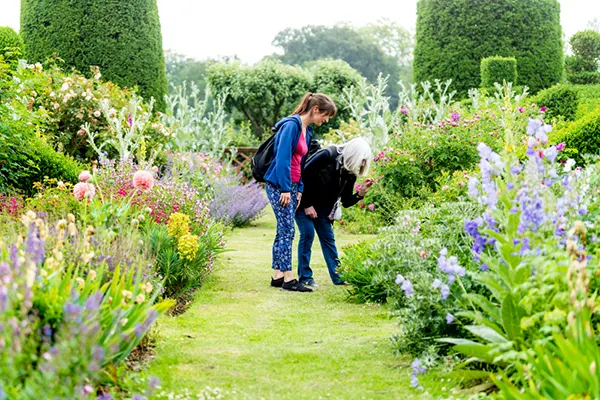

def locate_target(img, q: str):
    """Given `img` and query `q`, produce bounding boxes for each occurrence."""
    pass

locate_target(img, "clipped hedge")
[20,0,168,110]
[568,72,600,85]
[553,107,600,165]
[532,84,580,121]
[414,0,563,97]
[480,56,517,88]
[0,26,24,52]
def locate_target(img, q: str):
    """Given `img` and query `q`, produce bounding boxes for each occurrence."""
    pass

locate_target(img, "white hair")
[337,137,372,177]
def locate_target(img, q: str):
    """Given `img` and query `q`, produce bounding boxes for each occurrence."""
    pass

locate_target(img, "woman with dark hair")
[295,137,374,288]
[264,92,337,292]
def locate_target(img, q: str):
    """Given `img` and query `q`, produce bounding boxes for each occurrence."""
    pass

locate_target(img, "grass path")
[145,213,454,399]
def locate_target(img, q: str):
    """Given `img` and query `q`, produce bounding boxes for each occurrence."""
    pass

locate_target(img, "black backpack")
[251,125,322,183]
[251,126,278,183]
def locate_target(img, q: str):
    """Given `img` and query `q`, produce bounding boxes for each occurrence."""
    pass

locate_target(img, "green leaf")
[453,343,495,364]
[466,325,508,344]
[501,293,522,341]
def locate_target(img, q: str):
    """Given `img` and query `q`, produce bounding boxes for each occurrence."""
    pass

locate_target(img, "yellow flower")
[178,233,199,261]
[135,294,146,304]
[76,277,85,288]
[88,270,97,281]
[167,213,191,239]
[122,290,133,299]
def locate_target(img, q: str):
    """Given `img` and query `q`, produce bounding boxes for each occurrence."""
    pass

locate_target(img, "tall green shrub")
[480,56,517,88]
[566,30,600,85]
[20,0,168,110]
[0,27,24,52]
[414,0,563,97]
[531,84,579,121]
[553,106,600,164]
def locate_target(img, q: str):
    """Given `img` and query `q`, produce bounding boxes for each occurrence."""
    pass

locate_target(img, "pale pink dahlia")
[73,182,96,200]
[132,170,155,191]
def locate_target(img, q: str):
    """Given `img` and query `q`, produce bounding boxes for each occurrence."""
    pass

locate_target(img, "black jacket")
[300,146,363,217]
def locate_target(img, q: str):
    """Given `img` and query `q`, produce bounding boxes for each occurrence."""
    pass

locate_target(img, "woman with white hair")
[295,137,374,287]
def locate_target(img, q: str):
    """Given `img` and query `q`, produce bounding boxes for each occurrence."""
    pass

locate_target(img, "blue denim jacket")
[264,114,312,193]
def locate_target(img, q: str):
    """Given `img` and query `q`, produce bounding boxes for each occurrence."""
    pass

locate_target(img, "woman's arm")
[341,174,362,208]
[273,122,297,193]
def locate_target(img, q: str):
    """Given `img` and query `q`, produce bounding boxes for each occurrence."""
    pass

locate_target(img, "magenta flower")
[540,106,547,112]
[556,142,565,151]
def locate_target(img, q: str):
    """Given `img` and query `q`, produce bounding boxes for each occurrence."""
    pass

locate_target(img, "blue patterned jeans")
[266,182,299,272]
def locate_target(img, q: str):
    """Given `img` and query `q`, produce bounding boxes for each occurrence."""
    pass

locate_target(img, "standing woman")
[296,138,374,287]
[264,92,337,292]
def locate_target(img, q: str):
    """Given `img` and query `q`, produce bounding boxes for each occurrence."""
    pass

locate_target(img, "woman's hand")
[358,178,374,197]
[296,192,302,211]
[279,192,291,207]
[304,206,318,219]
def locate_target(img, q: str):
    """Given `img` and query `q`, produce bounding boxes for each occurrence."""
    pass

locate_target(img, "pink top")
[291,131,307,183]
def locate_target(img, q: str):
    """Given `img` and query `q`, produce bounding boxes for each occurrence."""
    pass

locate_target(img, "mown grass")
[143,212,461,399]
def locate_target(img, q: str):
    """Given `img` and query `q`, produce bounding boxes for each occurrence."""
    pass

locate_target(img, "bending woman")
[264,92,337,292]
[295,138,374,287]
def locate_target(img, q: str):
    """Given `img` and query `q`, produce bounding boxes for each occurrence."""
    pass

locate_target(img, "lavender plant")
[209,179,268,227]
[0,211,173,397]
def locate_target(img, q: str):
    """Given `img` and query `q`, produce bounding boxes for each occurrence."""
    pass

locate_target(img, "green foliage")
[306,59,363,134]
[0,26,24,52]
[0,110,83,195]
[20,0,168,110]
[414,0,563,97]
[480,56,517,88]
[272,24,400,105]
[341,202,481,356]
[206,60,311,138]
[570,29,600,61]
[565,55,597,74]
[495,307,600,399]
[566,30,600,85]
[532,84,580,121]
[145,221,224,300]
[553,106,600,165]
[567,71,600,85]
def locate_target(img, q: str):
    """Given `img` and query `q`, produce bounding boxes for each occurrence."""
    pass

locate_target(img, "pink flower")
[368,204,375,211]
[457,181,465,187]
[73,182,96,200]
[557,142,565,151]
[540,106,547,112]
[518,107,524,113]
[78,170,92,182]
[359,203,365,209]
[355,184,361,191]
[442,185,449,191]
[132,170,155,191]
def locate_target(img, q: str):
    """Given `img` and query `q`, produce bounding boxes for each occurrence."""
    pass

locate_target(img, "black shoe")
[271,277,284,288]
[281,279,313,292]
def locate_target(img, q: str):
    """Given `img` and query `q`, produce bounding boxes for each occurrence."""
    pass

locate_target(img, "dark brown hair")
[292,92,337,117]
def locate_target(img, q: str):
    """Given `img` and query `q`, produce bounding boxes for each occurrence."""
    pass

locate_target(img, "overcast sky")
[1,0,599,64]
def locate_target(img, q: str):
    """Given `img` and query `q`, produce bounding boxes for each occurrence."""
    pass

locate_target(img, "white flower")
[564,159,576,173]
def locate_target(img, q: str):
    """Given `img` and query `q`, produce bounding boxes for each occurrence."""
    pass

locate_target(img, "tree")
[272,24,400,103]
[360,19,414,85]
[565,29,600,84]
[414,0,563,97]
[207,60,311,138]
[0,27,24,53]
[20,0,168,110]
[305,59,364,134]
